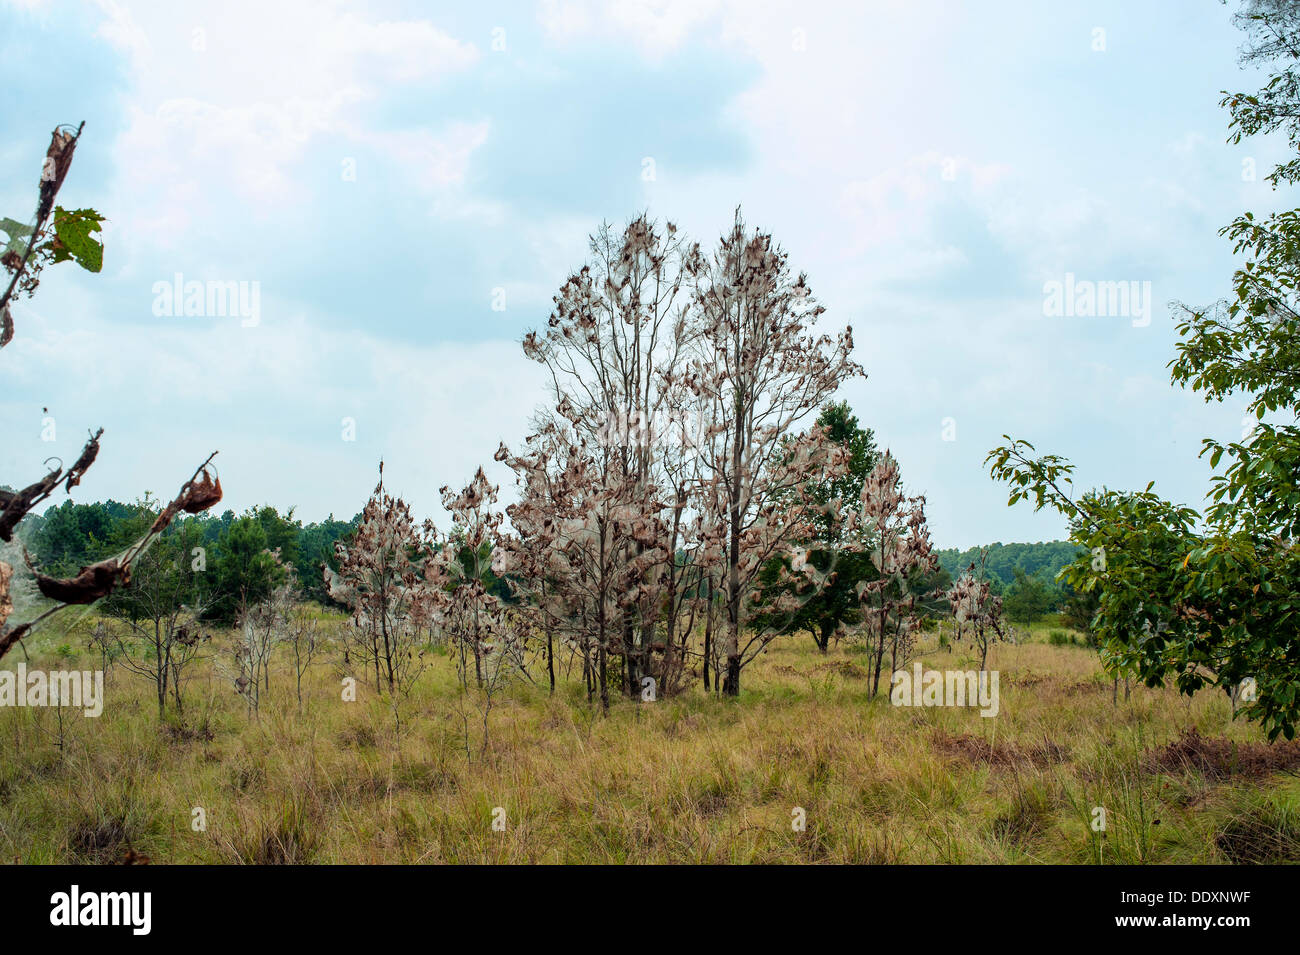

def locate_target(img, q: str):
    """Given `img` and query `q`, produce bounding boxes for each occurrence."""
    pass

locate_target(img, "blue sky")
[0,0,1289,548]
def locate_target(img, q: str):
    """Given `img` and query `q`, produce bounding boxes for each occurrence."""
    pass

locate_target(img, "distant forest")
[14,498,359,616]
[935,541,1082,591]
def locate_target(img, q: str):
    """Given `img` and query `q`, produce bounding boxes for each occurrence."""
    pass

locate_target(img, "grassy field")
[2,612,1298,864]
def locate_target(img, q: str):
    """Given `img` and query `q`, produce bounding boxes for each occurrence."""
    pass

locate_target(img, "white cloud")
[539,0,723,58]
[93,0,482,237]
[0,294,549,525]
[358,121,492,194]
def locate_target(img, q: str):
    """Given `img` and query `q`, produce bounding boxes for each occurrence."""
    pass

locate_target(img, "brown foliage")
[1145,728,1300,780]
[0,428,103,542]
[33,557,126,604]
[932,731,1069,769]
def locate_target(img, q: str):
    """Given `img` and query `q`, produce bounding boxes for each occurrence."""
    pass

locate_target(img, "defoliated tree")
[693,210,862,695]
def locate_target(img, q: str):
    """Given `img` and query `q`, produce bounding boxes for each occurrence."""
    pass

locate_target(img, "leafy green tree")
[1001,567,1058,623]
[24,499,135,575]
[1060,581,1100,639]
[210,516,282,624]
[253,504,300,567]
[296,513,360,604]
[987,3,1300,739]
[750,401,879,652]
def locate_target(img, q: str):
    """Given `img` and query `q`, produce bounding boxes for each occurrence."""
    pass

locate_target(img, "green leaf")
[49,207,105,273]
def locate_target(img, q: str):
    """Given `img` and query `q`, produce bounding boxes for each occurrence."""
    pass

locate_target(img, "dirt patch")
[695,790,729,816]
[337,723,378,749]
[67,815,135,864]
[163,719,214,743]
[815,659,868,680]
[662,712,704,738]
[1001,670,1048,688]
[1145,729,1300,780]
[933,731,1068,769]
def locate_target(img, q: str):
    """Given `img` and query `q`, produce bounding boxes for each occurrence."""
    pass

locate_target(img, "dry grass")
[1,615,1297,864]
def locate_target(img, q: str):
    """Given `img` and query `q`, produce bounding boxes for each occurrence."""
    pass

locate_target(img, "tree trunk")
[702,577,713,691]
[723,504,742,696]
[546,626,555,696]
[154,620,166,719]
[870,609,887,698]
[598,634,609,712]
[380,610,395,692]
[623,616,638,699]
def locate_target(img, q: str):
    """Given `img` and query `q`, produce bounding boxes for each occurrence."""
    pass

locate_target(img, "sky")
[0,0,1290,549]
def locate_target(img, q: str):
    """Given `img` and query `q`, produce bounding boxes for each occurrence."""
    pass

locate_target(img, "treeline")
[934,541,1088,625]
[17,499,359,621]
[935,541,1081,588]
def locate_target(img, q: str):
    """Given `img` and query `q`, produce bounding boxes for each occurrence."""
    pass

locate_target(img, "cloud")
[95,0,481,230]
[0,293,549,526]
[539,0,724,59]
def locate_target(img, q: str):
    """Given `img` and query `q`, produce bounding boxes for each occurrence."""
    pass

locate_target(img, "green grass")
[0,613,1295,863]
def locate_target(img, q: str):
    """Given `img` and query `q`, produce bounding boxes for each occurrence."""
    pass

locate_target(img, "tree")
[252,505,300,569]
[497,416,648,711]
[24,499,132,576]
[0,125,221,661]
[433,468,515,691]
[693,209,862,695]
[101,507,213,718]
[1002,567,1056,623]
[947,551,1007,672]
[988,3,1300,739]
[514,213,703,703]
[501,210,863,702]
[297,513,359,604]
[232,554,296,717]
[283,574,322,713]
[211,515,281,625]
[934,540,1081,590]
[750,400,879,652]
[1060,581,1100,637]
[326,463,435,696]
[854,451,938,696]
